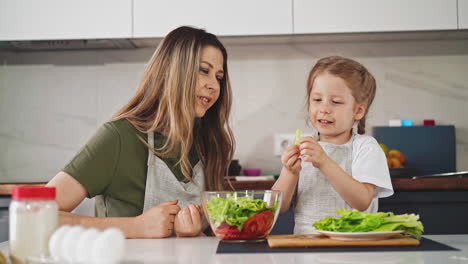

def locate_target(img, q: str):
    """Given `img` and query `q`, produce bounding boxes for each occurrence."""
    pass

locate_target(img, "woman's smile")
[197,95,212,107]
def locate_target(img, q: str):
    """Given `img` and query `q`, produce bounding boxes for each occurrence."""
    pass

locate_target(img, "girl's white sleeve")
[352,136,394,198]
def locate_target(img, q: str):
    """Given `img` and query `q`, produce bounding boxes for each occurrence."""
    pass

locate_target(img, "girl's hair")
[113,26,234,191]
[306,56,376,134]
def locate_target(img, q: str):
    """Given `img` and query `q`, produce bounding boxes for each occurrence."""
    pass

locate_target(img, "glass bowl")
[201,190,283,242]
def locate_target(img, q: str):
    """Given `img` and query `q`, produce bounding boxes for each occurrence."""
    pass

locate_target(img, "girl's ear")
[354,103,366,121]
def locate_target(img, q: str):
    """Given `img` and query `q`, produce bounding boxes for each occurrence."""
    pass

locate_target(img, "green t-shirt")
[63,119,199,217]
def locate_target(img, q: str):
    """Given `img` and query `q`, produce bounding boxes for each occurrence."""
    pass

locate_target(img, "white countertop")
[1,235,468,264]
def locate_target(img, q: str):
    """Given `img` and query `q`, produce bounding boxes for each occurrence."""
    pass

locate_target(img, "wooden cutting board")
[267,234,420,248]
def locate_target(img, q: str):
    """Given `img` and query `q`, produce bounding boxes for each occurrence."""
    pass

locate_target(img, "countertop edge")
[2,177,468,195]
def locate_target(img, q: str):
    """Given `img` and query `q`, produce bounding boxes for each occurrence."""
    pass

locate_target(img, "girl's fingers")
[300,148,315,157]
[301,155,313,163]
[283,148,300,163]
[299,136,317,144]
[286,146,300,156]
[286,155,299,167]
[299,142,317,151]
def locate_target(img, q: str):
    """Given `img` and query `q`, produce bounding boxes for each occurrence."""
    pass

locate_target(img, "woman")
[47,26,235,238]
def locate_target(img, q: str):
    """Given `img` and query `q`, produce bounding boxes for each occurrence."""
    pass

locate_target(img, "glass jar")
[9,187,58,264]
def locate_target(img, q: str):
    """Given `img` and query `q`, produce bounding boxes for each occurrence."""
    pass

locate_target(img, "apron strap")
[147,132,154,166]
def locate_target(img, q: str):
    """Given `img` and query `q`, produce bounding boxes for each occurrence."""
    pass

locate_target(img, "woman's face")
[195,45,224,118]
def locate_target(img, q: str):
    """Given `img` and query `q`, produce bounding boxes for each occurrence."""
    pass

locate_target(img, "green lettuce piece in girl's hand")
[294,129,302,145]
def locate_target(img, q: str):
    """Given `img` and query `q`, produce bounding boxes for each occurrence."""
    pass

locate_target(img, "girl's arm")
[272,145,301,214]
[318,160,375,211]
[299,137,375,211]
[47,172,180,238]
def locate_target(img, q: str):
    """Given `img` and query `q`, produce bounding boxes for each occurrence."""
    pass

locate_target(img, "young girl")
[46,26,235,238]
[273,56,393,234]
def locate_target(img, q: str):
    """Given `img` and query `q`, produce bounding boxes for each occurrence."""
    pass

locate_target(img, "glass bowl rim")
[202,190,283,195]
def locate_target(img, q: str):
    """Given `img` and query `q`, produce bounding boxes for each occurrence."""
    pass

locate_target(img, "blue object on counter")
[401,120,413,126]
[372,125,456,176]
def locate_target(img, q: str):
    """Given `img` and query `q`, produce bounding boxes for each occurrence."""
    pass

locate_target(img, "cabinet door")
[294,0,457,33]
[133,0,292,38]
[460,0,468,29]
[0,0,132,41]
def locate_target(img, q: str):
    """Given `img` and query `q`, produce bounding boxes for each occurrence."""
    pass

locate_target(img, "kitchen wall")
[1,37,468,182]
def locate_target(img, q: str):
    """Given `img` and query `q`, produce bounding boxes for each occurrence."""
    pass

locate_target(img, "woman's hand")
[174,204,204,237]
[134,200,180,238]
[298,137,331,169]
[281,145,302,176]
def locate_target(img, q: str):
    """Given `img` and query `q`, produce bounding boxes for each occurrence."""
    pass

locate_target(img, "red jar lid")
[12,186,56,200]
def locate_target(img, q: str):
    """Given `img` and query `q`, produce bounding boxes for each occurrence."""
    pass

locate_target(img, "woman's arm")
[47,172,180,238]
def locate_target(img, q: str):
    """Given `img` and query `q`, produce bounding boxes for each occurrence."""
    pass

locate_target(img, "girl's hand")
[134,200,180,238]
[299,137,331,169]
[281,145,302,176]
[174,204,204,237]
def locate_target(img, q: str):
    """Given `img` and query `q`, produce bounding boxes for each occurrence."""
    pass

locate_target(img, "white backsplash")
[1,38,467,182]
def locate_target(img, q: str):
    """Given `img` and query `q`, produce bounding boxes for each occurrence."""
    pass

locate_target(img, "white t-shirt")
[293,134,394,234]
[351,134,394,199]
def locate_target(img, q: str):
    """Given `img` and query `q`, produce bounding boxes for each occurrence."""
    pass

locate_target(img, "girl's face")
[309,73,365,144]
[195,45,224,118]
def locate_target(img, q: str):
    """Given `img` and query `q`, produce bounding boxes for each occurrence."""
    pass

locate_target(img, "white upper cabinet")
[294,0,458,34]
[133,0,293,38]
[0,0,132,41]
[460,0,468,29]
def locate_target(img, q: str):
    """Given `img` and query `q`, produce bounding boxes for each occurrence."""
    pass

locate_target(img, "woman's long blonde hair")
[113,26,234,191]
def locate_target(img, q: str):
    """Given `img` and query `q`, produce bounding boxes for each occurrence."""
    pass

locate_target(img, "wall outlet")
[274,134,296,156]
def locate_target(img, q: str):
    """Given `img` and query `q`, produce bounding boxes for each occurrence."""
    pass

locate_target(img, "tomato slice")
[243,211,274,238]
[215,211,275,240]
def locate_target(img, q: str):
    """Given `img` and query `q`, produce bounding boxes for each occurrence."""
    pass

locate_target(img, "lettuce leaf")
[294,129,302,146]
[206,195,277,231]
[313,208,424,239]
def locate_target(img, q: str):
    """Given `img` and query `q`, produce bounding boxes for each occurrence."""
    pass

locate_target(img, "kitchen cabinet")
[460,0,468,29]
[0,0,132,41]
[133,0,293,38]
[380,190,468,234]
[294,0,458,34]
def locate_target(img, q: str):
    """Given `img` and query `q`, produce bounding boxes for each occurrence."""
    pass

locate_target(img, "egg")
[75,228,100,263]
[48,225,71,260]
[92,228,125,264]
[70,228,99,263]
[60,225,84,261]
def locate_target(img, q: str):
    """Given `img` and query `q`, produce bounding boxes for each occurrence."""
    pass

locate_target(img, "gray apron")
[294,126,377,234]
[142,132,208,231]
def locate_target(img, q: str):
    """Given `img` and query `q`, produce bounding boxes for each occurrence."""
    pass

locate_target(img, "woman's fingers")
[181,207,192,226]
[188,204,201,227]
[166,204,181,215]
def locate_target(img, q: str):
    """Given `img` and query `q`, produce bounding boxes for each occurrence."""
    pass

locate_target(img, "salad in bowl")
[202,190,282,242]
